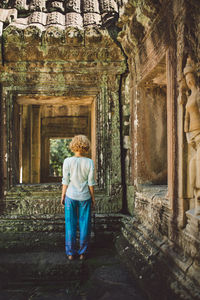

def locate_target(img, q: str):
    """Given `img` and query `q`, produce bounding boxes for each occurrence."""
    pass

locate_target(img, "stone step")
[0,246,147,300]
[0,251,84,284]
[0,214,124,251]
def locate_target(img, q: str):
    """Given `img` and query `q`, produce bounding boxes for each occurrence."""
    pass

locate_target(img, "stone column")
[30,105,41,183]
[166,49,177,209]
[0,88,7,210]
[175,1,189,228]
[22,105,31,183]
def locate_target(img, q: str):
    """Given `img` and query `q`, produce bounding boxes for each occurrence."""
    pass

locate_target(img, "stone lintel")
[16,95,95,106]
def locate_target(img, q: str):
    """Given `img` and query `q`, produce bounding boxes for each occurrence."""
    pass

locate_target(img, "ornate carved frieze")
[3,25,23,43]
[83,0,100,14]
[28,11,47,25]
[14,0,28,10]
[85,27,102,44]
[29,0,46,11]
[65,0,81,13]
[46,11,65,26]
[44,26,65,43]
[24,25,42,40]
[0,8,17,23]
[65,27,84,45]
[99,0,118,13]
[0,0,119,30]
[51,1,64,12]
[83,13,101,26]
[65,12,83,28]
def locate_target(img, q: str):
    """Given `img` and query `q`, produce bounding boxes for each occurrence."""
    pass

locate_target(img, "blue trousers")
[65,196,91,256]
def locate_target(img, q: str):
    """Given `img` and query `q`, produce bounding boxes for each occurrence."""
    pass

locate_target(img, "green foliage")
[49,139,73,177]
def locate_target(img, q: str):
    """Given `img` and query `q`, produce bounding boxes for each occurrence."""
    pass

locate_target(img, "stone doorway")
[136,55,167,186]
[15,95,96,184]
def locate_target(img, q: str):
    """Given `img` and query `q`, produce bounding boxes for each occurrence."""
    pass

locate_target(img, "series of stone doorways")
[14,95,96,184]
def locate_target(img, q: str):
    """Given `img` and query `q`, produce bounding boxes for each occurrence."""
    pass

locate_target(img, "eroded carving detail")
[44,26,65,43]
[28,11,47,25]
[65,12,83,28]
[65,0,81,13]
[46,11,65,26]
[65,27,83,45]
[99,0,118,12]
[51,1,64,12]
[0,0,118,29]
[0,8,17,23]
[83,12,101,26]
[83,0,100,13]
[183,57,200,216]
[29,0,46,11]
[15,0,27,10]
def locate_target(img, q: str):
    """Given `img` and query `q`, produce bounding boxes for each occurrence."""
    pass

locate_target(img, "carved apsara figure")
[183,57,200,215]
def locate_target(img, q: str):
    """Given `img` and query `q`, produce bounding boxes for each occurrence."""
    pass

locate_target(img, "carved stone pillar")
[22,105,31,183]
[0,88,7,211]
[30,105,41,184]
[166,48,177,208]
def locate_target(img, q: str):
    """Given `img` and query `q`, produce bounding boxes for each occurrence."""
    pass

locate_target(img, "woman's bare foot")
[68,255,73,260]
[79,254,85,260]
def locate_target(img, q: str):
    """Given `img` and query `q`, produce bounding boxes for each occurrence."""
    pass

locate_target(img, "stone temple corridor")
[0,0,200,299]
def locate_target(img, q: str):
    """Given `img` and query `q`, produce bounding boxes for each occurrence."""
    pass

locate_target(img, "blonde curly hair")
[69,135,91,153]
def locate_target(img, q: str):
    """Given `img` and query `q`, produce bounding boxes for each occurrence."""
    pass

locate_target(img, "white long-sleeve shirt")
[62,156,96,200]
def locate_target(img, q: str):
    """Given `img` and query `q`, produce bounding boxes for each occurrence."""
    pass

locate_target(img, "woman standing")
[61,135,95,260]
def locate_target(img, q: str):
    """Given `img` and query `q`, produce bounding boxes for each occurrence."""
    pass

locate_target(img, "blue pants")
[65,196,91,256]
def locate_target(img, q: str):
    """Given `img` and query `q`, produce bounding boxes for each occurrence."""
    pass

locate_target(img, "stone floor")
[0,243,147,300]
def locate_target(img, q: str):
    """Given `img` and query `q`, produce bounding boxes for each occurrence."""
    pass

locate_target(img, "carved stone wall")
[0,0,200,299]
[0,3,126,219]
[0,0,119,29]
[117,0,200,299]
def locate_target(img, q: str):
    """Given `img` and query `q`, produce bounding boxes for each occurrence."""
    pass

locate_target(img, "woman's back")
[62,156,95,200]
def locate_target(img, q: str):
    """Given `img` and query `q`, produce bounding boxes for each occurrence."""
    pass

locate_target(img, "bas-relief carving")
[29,0,46,11]
[44,26,65,44]
[65,12,83,28]
[65,27,84,45]
[99,0,118,12]
[24,25,42,41]
[83,0,100,13]
[15,0,27,10]
[83,13,101,26]
[28,11,47,25]
[65,0,81,13]
[51,1,64,12]
[181,57,200,216]
[0,0,118,30]
[0,8,17,23]
[46,11,65,26]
